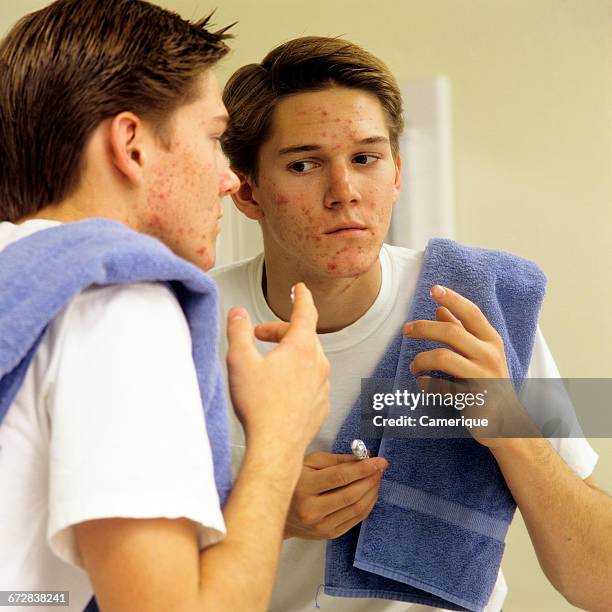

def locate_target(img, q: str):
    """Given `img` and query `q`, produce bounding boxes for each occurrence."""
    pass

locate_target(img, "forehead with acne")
[268,87,390,147]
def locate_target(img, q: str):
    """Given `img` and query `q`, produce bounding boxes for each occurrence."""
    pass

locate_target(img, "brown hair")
[0,0,233,222]
[222,36,403,180]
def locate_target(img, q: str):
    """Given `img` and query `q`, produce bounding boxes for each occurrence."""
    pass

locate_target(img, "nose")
[219,156,241,197]
[324,160,360,209]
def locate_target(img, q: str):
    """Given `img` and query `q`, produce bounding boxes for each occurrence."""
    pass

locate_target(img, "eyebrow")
[277,136,389,156]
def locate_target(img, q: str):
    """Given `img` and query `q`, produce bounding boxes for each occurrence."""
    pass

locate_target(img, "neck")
[263,251,382,333]
[16,191,136,228]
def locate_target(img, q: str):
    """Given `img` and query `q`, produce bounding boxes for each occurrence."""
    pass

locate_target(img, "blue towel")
[325,238,546,611]
[0,218,232,503]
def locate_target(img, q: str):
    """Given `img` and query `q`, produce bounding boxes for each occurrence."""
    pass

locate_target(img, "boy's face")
[143,71,239,270]
[248,86,401,278]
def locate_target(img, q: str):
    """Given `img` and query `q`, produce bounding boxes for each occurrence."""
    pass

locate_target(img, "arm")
[75,283,330,611]
[75,443,305,612]
[490,440,612,611]
[405,284,612,611]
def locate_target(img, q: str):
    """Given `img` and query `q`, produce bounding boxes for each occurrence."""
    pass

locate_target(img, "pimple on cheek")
[147,169,175,208]
[147,213,164,231]
[275,194,290,206]
[327,262,337,272]
[196,246,207,256]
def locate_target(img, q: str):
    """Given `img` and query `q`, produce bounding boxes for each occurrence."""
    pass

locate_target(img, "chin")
[178,245,216,272]
[323,250,379,278]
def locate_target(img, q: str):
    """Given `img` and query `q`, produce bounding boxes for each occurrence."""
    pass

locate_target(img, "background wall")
[2,1,610,610]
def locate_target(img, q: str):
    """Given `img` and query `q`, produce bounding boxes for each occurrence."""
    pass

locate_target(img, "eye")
[288,160,319,173]
[353,154,380,165]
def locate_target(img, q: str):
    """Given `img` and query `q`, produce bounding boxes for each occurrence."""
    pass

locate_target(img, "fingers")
[410,347,481,378]
[288,453,388,540]
[282,283,319,344]
[304,452,359,470]
[254,321,291,343]
[315,470,383,517]
[403,319,484,359]
[303,456,388,495]
[319,484,381,539]
[416,374,455,395]
[429,285,500,342]
[293,469,382,529]
[435,306,462,326]
[254,284,318,343]
[226,307,258,367]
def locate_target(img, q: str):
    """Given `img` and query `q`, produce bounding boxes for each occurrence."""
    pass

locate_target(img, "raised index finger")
[430,285,499,341]
[281,282,319,343]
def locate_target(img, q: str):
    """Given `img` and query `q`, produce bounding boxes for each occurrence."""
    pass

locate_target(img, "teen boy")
[215,36,611,611]
[0,3,329,611]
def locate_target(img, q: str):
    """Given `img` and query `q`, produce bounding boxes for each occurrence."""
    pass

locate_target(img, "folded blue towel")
[0,218,231,503]
[325,238,546,611]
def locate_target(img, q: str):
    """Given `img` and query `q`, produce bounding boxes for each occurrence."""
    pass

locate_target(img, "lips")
[324,222,367,234]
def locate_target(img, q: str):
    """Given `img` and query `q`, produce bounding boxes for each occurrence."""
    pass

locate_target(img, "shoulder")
[68,282,189,335]
[49,283,193,371]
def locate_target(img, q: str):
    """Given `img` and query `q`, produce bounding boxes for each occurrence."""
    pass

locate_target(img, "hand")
[226,283,330,458]
[403,284,536,448]
[404,284,510,380]
[284,452,388,540]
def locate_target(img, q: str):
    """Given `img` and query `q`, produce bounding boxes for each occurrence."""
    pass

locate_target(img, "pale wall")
[1,2,610,611]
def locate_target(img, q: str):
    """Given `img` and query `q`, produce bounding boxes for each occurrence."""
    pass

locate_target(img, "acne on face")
[254,87,399,280]
[145,171,173,233]
[139,70,235,271]
[146,152,204,247]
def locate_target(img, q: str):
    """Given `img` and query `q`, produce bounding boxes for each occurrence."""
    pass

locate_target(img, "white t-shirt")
[212,244,598,612]
[0,220,226,612]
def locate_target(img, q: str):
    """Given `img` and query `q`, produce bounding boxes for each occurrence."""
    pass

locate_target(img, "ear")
[109,112,146,186]
[392,152,402,203]
[231,172,265,220]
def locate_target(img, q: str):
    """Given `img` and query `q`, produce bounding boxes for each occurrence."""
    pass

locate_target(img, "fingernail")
[404,323,414,335]
[431,285,446,299]
[290,285,296,304]
[409,360,415,373]
[230,307,247,321]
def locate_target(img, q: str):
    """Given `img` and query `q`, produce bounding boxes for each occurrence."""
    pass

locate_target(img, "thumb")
[254,321,291,343]
[226,307,258,365]
[305,452,359,469]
